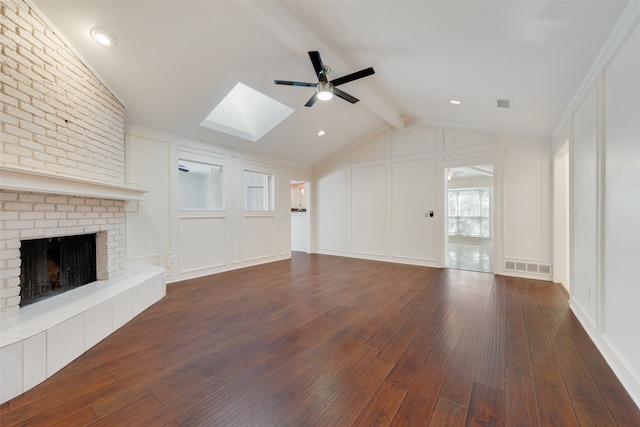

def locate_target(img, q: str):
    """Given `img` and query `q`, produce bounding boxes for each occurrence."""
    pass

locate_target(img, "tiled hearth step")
[0,265,165,404]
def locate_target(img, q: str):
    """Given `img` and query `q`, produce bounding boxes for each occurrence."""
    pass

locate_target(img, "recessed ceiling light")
[90,27,117,46]
[317,130,326,136]
[449,99,461,105]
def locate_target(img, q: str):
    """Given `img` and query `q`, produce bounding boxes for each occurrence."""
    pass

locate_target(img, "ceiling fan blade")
[331,67,375,87]
[308,51,326,81]
[274,80,317,87]
[333,88,359,104]
[304,92,318,107]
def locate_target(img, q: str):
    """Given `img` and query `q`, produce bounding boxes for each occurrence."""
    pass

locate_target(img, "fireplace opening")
[19,234,97,307]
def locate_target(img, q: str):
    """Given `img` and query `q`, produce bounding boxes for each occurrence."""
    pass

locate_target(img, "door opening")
[446,165,494,273]
[290,180,309,252]
[553,142,571,292]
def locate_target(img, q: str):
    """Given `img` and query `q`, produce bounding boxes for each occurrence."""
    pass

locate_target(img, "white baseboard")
[570,301,640,410]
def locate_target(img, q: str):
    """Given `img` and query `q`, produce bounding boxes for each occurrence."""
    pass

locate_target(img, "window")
[179,160,223,210]
[245,170,274,210]
[448,188,491,237]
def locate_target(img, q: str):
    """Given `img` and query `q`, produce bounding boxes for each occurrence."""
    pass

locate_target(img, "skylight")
[200,83,294,142]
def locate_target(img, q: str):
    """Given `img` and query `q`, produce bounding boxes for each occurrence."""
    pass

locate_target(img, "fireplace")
[0,169,166,406]
[0,0,165,403]
[0,167,149,317]
[19,234,97,307]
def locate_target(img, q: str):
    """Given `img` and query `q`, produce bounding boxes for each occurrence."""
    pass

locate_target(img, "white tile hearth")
[0,265,165,404]
[22,332,46,391]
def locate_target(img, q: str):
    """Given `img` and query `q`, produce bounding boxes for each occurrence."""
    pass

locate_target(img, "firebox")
[19,234,97,307]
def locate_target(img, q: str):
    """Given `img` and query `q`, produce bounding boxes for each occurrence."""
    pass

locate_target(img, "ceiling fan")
[275,51,375,107]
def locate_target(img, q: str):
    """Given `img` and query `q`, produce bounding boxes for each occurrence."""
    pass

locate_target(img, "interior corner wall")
[563,8,640,408]
[313,124,552,277]
[125,132,171,269]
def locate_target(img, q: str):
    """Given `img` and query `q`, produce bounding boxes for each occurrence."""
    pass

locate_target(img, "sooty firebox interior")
[19,234,97,307]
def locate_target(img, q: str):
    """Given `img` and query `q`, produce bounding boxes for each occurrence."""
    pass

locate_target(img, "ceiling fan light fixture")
[90,27,117,46]
[317,81,333,101]
[275,51,373,107]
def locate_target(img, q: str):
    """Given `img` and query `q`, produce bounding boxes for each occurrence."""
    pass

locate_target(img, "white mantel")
[0,165,147,201]
[0,166,163,405]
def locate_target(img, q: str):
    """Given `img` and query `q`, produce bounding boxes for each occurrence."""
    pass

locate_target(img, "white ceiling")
[33,0,629,167]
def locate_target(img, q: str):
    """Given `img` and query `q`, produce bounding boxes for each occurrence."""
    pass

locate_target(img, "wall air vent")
[538,265,551,275]
[497,99,512,109]
[504,260,552,276]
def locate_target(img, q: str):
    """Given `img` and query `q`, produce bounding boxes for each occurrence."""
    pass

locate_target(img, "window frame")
[177,157,225,211]
[243,168,275,212]
[447,187,491,238]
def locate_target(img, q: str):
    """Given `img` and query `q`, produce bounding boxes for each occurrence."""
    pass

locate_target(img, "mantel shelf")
[0,166,147,201]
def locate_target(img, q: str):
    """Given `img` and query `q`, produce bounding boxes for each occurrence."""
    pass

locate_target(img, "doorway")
[553,142,571,292]
[446,165,494,273]
[290,180,309,252]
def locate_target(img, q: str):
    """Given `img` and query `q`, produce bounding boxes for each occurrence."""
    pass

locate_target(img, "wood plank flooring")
[2,253,639,426]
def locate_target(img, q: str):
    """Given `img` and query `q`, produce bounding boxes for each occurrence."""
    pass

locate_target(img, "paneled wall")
[316,170,348,253]
[571,83,600,326]
[125,126,308,282]
[391,157,438,262]
[602,17,640,400]
[314,124,552,278]
[555,3,640,408]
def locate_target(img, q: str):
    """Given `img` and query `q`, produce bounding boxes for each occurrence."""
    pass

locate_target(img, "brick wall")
[0,190,126,315]
[1,0,125,183]
[0,0,129,316]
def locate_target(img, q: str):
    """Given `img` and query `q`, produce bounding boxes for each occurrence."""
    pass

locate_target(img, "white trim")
[0,166,147,201]
[553,1,640,139]
[571,301,640,409]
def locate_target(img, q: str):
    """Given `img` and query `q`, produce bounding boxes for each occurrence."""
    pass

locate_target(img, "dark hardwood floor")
[2,253,639,426]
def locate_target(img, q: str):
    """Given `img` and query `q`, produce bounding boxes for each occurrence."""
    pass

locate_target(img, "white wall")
[316,169,348,253]
[125,126,310,282]
[602,17,640,390]
[314,125,552,278]
[503,144,547,262]
[126,133,170,269]
[351,164,387,256]
[391,157,438,262]
[555,3,640,408]
[571,84,600,325]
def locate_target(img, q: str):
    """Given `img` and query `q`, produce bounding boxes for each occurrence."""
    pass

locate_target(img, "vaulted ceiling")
[33,1,629,167]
